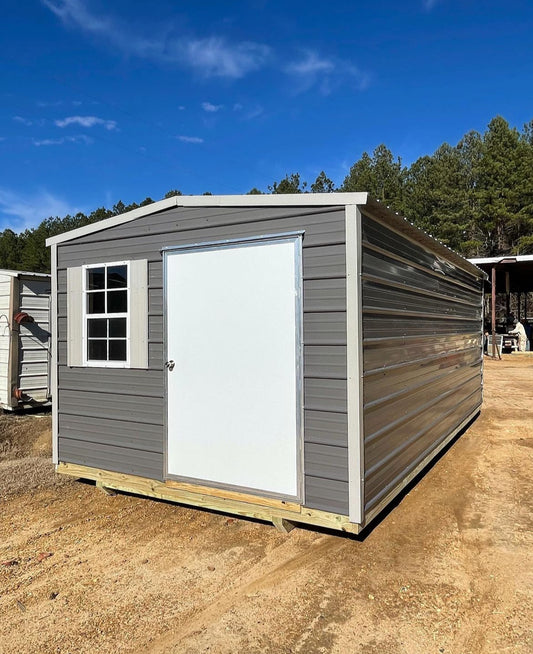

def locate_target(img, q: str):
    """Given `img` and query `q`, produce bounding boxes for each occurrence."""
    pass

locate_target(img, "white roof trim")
[0,268,51,278]
[46,196,179,246]
[46,193,368,246]
[175,192,368,207]
[469,255,533,264]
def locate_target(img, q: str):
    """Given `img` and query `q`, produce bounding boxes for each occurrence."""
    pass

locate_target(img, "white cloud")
[55,115,117,130]
[231,103,263,120]
[285,52,335,76]
[285,50,370,94]
[42,0,111,33]
[0,187,82,231]
[33,138,65,146]
[42,0,270,79]
[13,116,33,126]
[37,100,63,107]
[202,102,223,113]
[177,135,204,144]
[69,134,93,144]
[245,106,264,120]
[184,37,269,78]
[32,134,93,146]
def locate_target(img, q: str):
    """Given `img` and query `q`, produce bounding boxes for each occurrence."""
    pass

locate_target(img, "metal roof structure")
[46,194,482,280]
[469,255,533,293]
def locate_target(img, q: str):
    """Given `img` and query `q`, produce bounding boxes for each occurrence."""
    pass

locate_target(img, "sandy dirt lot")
[1,356,532,654]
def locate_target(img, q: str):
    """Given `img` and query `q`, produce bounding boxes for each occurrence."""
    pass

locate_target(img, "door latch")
[165,360,175,371]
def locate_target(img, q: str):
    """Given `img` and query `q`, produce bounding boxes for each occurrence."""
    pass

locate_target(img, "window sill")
[83,361,131,369]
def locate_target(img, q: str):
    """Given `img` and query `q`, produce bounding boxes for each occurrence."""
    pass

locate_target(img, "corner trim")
[346,205,364,524]
[51,244,59,464]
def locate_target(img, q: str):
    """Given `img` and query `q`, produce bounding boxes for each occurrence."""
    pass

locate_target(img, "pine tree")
[473,117,523,255]
[310,171,335,193]
[340,145,404,211]
[268,173,307,193]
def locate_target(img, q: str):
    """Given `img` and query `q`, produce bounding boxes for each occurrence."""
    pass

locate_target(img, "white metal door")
[165,236,302,499]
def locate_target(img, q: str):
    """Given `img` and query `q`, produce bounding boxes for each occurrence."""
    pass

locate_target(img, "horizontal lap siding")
[18,277,51,400]
[57,206,349,513]
[361,213,483,517]
[0,275,12,406]
[58,438,164,479]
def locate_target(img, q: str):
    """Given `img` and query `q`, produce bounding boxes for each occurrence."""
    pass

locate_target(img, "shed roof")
[0,269,51,279]
[470,254,533,265]
[46,193,484,279]
[468,255,533,293]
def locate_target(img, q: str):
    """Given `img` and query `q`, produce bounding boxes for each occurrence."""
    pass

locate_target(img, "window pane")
[109,340,127,361]
[88,267,105,290]
[107,265,127,289]
[109,317,126,337]
[88,339,107,360]
[107,290,127,313]
[88,318,107,337]
[88,292,105,314]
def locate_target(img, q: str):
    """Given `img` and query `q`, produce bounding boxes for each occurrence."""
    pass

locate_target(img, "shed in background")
[469,255,533,349]
[0,269,51,410]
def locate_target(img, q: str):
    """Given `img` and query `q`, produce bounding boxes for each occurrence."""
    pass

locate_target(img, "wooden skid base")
[56,463,360,535]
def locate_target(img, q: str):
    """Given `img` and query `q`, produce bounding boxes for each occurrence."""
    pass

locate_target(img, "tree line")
[1,115,532,274]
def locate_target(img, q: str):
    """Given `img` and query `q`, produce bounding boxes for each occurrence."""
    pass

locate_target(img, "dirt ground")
[1,356,532,654]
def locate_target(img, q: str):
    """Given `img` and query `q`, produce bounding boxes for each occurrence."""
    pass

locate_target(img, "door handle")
[165,360,175,371]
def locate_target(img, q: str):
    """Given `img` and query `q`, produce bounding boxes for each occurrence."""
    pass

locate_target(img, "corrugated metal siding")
[361,213,483,517]
[57,206,349,512]
[17,277,51,401]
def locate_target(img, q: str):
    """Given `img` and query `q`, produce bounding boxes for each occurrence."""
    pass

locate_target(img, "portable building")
[46,194,485,533]
[0,269,51,410]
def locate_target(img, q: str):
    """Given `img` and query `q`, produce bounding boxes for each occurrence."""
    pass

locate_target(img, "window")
[84,262,129,365]
[68,259,147,369]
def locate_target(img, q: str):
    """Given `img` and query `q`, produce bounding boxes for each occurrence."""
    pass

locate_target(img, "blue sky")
[1,0,532,231]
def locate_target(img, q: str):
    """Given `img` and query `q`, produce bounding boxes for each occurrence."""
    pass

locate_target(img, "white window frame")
[82,261,131,368]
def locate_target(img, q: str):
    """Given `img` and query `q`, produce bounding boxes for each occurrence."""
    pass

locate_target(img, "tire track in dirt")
[447,359,533,653]
[137,534,349,653]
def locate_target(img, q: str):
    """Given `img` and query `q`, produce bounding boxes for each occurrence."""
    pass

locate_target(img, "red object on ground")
[13,389,26,401]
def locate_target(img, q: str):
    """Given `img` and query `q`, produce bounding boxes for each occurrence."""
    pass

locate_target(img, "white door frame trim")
[163,232,304,502]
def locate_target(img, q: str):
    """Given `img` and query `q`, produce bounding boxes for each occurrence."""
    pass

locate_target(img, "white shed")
[0,269,51,410]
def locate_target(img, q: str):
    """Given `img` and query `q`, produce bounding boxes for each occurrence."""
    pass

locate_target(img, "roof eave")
[0,268,51,278]
[364,198,487,280]
[46,193,369,247]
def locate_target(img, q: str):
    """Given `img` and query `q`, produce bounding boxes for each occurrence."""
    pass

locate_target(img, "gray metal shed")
[0,269,51,410]
[46,193,485,533]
